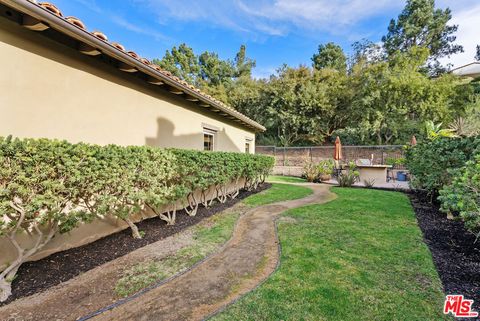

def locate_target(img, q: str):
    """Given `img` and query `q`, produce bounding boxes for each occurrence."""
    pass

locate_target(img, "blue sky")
[53,0,480,78]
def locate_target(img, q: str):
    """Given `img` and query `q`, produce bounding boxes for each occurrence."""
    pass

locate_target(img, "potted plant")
[317,160,334,182]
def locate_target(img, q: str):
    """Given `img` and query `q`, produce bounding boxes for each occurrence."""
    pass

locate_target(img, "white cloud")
[72,0,102,13]
[110,15,169,42]
[134,0,401,36]
[440,4,480,68]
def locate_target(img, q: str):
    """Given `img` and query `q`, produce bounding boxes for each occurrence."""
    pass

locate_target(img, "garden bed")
[1,184,271,306]
[409,191,480,313]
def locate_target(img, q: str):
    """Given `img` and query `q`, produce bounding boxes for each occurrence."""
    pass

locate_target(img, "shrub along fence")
[0,136,274,302]
[256,145,406,169]
[405,136,480,241]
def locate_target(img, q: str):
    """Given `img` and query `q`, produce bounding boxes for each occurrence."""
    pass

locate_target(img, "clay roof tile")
[127,51,139,59]
[38,2,62,16]
[139,58,151,65]
[92,31,108,42]
[111,42,125,51]
[65,16,85,30]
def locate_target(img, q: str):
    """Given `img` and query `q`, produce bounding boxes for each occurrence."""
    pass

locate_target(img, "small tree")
[0,138,95,301]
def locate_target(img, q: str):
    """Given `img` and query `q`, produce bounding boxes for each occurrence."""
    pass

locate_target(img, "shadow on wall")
[145,117,242,152]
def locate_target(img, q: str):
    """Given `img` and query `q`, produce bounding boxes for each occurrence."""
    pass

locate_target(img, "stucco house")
[0,0,265,153]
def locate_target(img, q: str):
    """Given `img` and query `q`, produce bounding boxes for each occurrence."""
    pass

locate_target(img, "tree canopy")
[382,0,463,73]
[312,42,347,72]
[151,0,476,147]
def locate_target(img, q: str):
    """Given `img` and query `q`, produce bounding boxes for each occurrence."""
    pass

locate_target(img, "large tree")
[245,65,357,146]
[312,42,347,72]
[235,45,256,78]
[152,44,200,84]
[352,47,461,144]
[382,0,463,73]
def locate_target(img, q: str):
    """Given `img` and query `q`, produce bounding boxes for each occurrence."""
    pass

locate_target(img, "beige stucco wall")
[0,18,256,151]
[0,18,259,267]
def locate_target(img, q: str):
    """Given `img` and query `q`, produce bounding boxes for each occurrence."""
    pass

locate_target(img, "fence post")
[310,147,313,162]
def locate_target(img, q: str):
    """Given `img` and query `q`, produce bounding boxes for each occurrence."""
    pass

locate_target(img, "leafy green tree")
[235,44,256,78]
[256,65,356,146]
[152,43,200,84]
[312,42,347,72]
[382,0,463,72]
[352,47,460,144]
[198,51,235,86]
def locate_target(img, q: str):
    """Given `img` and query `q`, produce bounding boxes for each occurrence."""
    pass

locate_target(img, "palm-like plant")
[449,117,479,137]
[425,120,457,140]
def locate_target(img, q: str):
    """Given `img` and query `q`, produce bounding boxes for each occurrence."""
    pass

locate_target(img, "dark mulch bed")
[2,184,271,306]
[409,190,480,314]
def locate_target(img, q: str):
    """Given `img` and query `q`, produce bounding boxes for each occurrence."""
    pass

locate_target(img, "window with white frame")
[203,129,216,151]
[245,141,251,154]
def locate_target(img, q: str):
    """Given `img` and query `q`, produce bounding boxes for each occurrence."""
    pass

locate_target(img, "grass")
[212,188,449,321]
[267,175,306,183]
[115,183,313,297]
[244,183,312,207]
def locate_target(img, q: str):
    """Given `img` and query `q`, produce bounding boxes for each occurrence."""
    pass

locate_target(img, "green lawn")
[212,188,448,321]
[244,183,312,207]
[267,175,307,183]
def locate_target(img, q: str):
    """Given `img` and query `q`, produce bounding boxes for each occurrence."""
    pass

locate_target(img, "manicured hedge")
[0,136,273,301]
[405,136,480,195]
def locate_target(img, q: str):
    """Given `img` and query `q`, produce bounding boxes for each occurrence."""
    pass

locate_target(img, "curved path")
[91,184,335,321]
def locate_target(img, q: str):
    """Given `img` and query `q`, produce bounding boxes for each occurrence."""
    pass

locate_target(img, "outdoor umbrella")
[334,136,342,174]
[410,135,417,146]
[334,136,342,161]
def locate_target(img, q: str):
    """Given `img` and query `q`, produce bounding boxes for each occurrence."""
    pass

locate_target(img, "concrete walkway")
[91,184,336,321]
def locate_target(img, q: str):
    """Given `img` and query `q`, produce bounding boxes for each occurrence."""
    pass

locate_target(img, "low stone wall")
[273,166,408,181]
[272,166,304,177]
[0,179,245,267]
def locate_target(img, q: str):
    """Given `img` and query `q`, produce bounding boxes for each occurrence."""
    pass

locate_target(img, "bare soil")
[409,191,480,315]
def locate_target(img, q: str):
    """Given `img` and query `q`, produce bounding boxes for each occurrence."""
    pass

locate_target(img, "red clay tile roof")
[3,0,265,132]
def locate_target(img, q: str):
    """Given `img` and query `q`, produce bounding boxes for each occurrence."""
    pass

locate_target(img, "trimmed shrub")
[0,136,274,301]
[439,156,480,239]
[405,137,480,195]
